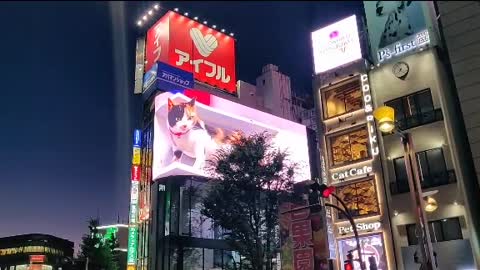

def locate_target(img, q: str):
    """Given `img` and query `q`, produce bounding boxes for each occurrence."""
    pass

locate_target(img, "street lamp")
[373,106,437,270]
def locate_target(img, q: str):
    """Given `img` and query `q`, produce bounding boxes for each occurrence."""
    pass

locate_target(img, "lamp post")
[373,106,437,270]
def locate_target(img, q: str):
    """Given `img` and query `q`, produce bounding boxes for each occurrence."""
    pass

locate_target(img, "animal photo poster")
[152,90,312,181]
[364,1,429,61]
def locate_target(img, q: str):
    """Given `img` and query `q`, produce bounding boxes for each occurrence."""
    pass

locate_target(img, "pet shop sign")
[337,221,381,235]
[145,11,237,93]
[377,29,430,62]
[311,15,362,74]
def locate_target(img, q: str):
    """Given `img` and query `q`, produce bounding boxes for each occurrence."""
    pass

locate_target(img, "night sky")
[0,1,362,252]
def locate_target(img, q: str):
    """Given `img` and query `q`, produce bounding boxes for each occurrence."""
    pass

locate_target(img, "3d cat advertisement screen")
[152,89,311,181]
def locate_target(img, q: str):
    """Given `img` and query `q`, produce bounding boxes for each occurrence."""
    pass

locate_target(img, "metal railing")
[390,170,456,194]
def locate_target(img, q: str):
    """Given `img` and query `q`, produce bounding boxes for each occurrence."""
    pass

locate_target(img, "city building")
[130,7,317,270]
[0,234,74,270]
[311,14,396,270]
[97,224,128,270]
[363,1,478,269]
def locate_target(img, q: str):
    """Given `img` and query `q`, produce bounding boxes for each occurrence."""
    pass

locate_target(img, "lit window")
[336,179,379,219]
[323,77,362,119]
[329,127,369,166]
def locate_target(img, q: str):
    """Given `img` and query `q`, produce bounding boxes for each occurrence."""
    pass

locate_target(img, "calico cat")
[167,97,224,169]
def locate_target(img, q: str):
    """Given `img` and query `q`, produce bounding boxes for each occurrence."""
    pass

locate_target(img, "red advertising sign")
[131,165,141,181]
[145,11,237,94]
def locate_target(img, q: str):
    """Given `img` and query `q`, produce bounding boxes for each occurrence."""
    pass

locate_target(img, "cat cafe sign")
[145,11,237,94]
[331,165,373,184]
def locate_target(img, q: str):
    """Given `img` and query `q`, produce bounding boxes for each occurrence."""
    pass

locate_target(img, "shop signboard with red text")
[145,11,236,94]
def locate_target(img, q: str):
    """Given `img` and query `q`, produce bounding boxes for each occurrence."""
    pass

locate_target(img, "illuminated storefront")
[311,14,396,270]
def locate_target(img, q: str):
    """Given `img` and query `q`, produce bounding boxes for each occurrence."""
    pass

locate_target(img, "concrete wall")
[437,2,480,267]
[368,48,474,269]
[437,1,480,184]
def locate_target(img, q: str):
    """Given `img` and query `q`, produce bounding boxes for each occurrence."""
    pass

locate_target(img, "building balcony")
[390,170,456,195]
[395,108,443,132]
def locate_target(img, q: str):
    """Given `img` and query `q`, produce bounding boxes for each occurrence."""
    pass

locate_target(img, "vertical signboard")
[134,38,146,94]
[363,1,438,63]
[145,11,237,94]
[127,129,142,268]
[360,74,379,157]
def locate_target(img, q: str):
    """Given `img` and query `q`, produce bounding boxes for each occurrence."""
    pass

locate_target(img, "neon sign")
[331,165,373,182]
[377,30,430,62]
[361,74,379,157]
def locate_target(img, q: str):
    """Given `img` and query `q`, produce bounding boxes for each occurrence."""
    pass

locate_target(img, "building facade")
[311,2,480,268]
[0,234,73,270]
[363,1,478,269]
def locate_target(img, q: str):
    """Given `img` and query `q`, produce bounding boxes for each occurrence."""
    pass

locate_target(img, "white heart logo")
[190,28,218,57]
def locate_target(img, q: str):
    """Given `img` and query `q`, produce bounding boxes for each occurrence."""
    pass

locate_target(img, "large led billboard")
[145,11,237,94]
[311,15,362,74]
[364,1,437,63]
[152,90,311,182]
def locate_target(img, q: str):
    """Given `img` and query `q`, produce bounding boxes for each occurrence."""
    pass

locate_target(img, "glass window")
[406,217,462,245]
[335,179,379,220]
[183,248,203,270]
[393,148,449,193]
[323,77,363,118]
[385,89,435,130]
[329,127,369,166]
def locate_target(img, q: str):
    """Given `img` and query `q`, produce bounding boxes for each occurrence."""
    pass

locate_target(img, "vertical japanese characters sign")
[127,129,142,268]
[361,74,379,157]
[280,201,314,270]
[145,11,237,94]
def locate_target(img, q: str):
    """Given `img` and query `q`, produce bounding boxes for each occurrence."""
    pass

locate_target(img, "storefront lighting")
[221,29,226,33]
[453,200,458,205]
[424,196,438,212]
[373,106,395,133]
[148,10,153,15]
[184,12,189,16]
[137,20,142,26]
[230,32,234,37]
[203,20,208,24]
[154,4,159,10]
[193,16,198,20]
[393,210,399,216]
[174,8,179,12]
[212,25,217,29]
[142,15,147,21]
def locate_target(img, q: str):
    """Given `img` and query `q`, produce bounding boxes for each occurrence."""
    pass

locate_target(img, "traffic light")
[344,252,354,270]
[309,182,335,198]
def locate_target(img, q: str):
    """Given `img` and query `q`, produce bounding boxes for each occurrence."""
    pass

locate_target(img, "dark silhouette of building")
[0,234,74,270]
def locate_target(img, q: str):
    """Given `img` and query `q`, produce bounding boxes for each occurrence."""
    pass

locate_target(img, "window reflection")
[336,179,379,219]
[323,77,362,119]
[329,127,369,166]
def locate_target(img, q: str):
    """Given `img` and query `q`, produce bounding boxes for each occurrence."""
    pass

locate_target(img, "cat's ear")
[187,97,196,107]
[168,98,174,111]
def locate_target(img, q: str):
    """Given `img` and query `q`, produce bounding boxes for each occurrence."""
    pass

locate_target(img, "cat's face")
[167,98,197,133]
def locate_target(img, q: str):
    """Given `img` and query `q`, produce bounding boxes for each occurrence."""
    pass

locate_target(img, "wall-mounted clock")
[392,61,409,80]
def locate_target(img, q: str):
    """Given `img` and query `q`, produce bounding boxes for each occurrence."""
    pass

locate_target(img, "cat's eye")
[176,117,181,121]
[188,116,193,120]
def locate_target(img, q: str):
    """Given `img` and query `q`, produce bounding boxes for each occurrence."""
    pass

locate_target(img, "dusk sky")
[0,1,362,252]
